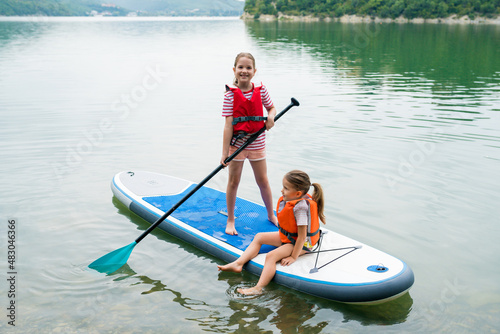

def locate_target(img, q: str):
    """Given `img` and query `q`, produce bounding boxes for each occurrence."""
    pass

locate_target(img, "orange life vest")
[228,84,266,134]
[277,195,320,247]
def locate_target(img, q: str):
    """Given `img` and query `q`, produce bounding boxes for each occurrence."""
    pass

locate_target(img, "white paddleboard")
[111,171,414,304]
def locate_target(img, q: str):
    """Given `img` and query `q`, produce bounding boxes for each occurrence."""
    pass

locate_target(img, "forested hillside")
[0,0,128,16]
[245,0,500,19]
[110,0,244,16]
[0,0,244,16]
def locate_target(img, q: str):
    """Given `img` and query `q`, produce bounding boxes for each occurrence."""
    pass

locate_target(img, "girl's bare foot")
[217,262,243,273]
[225,220,238,235]
[237,286,263,295]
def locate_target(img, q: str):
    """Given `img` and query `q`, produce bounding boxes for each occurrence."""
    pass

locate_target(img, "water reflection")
[242,20,500,174]
[244,21,500,93]
[107,265,233,332]
[108,265,168,295]
[0,19,50,43]
[218,272,413,332]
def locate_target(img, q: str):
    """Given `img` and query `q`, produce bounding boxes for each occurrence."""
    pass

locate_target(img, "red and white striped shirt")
[222,84,274,150]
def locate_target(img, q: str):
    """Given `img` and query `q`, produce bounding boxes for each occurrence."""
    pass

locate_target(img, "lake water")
[0,16,499,333]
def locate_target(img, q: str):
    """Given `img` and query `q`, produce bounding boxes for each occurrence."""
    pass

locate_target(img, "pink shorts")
[229,146,266,162]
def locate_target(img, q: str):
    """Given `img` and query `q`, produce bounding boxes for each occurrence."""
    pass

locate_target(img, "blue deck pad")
[143,184,278,252]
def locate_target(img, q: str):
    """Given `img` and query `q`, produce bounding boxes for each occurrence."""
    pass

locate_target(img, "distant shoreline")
[242,13,500,25]
[1,14,498,25]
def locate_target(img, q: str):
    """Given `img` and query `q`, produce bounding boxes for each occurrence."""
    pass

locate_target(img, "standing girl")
[218,170,326,295]
[221,52,278,235]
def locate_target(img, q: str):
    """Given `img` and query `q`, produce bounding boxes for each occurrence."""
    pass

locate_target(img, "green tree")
[243,0,500,19]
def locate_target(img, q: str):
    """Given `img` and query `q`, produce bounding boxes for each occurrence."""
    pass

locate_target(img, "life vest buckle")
[230,131,248,146]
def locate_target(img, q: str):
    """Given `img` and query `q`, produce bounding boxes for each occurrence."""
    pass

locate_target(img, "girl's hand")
[280,256,296,266]
[221,155,229,167]
[265,106,276,131]
[265,116,275,131]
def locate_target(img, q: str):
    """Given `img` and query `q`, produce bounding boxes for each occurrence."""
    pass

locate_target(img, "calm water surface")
[0,17,499,333]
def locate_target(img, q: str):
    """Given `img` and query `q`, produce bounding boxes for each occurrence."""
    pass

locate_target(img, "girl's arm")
[265,106,276,131]
[221,116,234,166]
[280,225,307,266]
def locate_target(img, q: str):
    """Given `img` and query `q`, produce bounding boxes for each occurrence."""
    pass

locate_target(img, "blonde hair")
[233,52,256,86]
[284,170,326,224]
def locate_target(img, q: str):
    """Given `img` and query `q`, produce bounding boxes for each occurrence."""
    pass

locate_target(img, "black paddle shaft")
[135,97,300,244]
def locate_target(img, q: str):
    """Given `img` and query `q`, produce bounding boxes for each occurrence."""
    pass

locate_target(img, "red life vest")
[276,195,320,247]
[228,84,266,134]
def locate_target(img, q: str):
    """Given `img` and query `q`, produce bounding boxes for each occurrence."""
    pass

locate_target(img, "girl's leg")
[226,160,244,235]
[218,232,281,272]
[249,159,278,225]
[237,243,296,295]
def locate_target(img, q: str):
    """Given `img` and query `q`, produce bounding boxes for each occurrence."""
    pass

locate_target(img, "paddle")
[89,97,300,274]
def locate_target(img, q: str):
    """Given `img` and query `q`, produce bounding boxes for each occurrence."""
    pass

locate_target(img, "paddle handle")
[135,97,300,244]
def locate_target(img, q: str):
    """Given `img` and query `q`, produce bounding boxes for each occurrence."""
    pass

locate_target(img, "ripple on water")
[225,283,280,303]
[30,263,117,297]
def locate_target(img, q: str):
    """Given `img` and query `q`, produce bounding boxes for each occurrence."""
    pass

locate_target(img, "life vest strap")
[232,116,267,125]
[279,227,320,252]
[279,226,319,238]
[279,227,320,247]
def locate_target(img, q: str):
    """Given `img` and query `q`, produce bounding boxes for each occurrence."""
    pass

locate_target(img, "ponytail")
[311,183,326,224]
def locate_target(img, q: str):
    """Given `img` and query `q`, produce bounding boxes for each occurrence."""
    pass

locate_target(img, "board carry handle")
[135,97,300,243]
[89,98,299,273]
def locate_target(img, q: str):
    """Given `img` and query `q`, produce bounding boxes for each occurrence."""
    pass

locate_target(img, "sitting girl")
[218,170,326,295]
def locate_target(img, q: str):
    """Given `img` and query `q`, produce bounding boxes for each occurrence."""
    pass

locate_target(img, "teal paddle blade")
[89,241,137,274]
